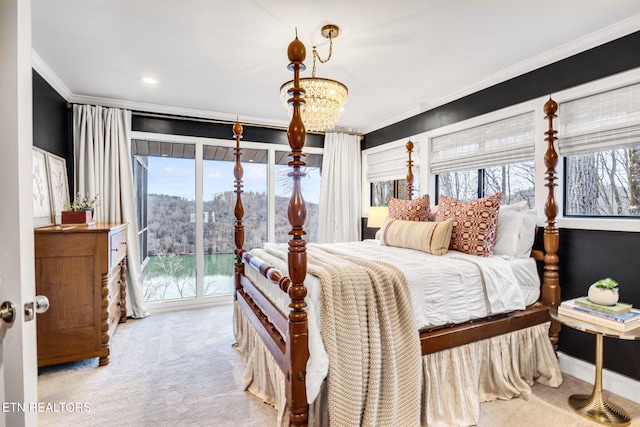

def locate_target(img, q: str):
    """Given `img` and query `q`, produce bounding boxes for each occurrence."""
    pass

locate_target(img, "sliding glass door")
[143,147,197,301]
[132,137,322,310]
[202,147,268,296]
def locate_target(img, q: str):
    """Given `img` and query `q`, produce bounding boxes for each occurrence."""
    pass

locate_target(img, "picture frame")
[32,147,53,227]
[46,152,70,225]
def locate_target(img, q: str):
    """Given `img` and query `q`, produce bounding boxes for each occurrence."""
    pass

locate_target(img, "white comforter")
[244,239,541,403]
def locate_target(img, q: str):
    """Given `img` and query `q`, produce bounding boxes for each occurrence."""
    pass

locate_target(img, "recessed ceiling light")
[139,76,158,85]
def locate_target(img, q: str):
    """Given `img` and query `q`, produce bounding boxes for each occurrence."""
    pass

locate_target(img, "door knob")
[1,301,16,324]
[24,295,50,322]
[34,295,50,313]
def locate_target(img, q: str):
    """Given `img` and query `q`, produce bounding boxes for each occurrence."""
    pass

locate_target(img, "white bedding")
[243,239,541,403]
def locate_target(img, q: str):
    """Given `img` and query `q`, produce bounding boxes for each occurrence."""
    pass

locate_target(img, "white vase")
[588,284,619,306]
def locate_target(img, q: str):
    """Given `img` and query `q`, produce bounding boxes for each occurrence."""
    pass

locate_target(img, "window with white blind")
[366,143,420,206]
[559,83,640,217]
[430,111,536,206]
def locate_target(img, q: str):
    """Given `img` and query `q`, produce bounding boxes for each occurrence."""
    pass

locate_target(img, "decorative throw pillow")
[388,194,430,221]
[516,209,537,257]
[381,217,454,256]
[493,203,525,258]
[428,204,438,222]
[435,193,501,257]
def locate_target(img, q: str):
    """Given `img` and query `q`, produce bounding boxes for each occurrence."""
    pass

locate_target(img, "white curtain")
[73,104,148,318]
[318,132,361,243]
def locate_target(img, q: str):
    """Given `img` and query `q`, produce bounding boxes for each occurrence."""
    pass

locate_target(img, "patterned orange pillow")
[435,193,501,257]
[388,195,430,221]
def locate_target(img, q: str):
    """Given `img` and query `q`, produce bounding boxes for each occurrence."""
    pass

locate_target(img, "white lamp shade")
[367,206,389,228]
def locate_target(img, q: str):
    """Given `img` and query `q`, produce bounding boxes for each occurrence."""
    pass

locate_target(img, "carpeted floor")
[38,304,640,426]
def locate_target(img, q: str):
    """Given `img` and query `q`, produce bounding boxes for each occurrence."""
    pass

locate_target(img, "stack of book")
[558,297,640,332]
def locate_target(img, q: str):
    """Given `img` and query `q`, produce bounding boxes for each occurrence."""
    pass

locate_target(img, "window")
[437,161,534,205]
[559,83,640,217]
[431,112,536,206]
[202,148,268,296]
[371,179,420,206]
[144,152,197,302]
[564,148,640,216]
[132,156,148,264]
[366,142,420,206]
[132,139,323,306]
[274,153,322,243]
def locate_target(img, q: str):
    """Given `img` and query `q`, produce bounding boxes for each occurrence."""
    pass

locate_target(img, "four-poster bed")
[232,34,563,426]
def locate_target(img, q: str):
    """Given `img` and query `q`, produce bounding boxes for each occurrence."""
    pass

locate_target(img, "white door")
[0,1,39,426]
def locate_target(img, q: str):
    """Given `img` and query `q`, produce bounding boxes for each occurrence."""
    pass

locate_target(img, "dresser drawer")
[109,229,127,269]
[35,222,128,367]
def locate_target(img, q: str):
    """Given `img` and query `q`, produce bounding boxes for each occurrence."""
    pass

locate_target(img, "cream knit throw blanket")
[266,243,422,426]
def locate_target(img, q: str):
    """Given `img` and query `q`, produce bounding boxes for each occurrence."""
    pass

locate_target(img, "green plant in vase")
[588,277,619,306]
[65,192,99,212]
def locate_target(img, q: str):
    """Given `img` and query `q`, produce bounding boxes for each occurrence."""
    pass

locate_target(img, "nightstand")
[550,308,639,426]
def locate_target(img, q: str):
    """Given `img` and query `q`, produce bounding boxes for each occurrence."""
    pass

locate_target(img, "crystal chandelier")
[280,24,348,132]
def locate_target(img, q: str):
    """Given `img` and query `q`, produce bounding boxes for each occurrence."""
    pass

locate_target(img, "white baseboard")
[145,294,234,315]
[558,352,640,404]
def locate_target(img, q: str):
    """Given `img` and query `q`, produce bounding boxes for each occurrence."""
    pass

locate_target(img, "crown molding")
[67,94,290,129]
[364,16,640,135]
[32,49,289,129]
[31,50,72,101]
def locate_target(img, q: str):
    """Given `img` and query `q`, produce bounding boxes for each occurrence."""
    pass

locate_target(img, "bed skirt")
[232,301,562,426]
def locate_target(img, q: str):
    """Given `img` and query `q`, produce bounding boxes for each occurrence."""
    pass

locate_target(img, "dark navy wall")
[558,229,640,380]
[32,71,72,198]
[132,115,324,148]
[363,31,640,149]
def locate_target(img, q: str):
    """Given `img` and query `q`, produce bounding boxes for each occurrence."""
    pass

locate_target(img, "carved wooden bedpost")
[406,140,414,200]
[285,33,310,426]
[543,98,561,349]
[233,120,245,295]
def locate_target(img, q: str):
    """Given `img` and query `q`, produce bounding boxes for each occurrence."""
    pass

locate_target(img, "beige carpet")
[38,304,640,427]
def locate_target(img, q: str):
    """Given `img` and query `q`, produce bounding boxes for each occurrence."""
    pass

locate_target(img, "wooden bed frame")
[233,34,561,426]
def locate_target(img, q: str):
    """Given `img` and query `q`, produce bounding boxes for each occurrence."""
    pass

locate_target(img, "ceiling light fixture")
[139,75,158,85]
[280,24,348,132]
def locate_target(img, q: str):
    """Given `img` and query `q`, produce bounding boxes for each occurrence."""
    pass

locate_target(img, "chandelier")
[280,24,348,132]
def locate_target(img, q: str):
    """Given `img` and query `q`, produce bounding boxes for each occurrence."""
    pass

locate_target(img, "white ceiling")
[31,0,640,134]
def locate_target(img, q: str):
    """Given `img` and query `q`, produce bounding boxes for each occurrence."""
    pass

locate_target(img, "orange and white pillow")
[388,194,430,221]
[435,193,501,257]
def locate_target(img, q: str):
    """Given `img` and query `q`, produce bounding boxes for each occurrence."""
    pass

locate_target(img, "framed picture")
[46,152,70,225]
[32,147,53,227]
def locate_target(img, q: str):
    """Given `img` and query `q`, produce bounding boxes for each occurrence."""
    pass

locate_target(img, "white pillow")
[492,204,524,258]
[516,209,537,257]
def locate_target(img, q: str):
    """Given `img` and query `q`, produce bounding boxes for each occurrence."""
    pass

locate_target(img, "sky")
[147,156,321,203]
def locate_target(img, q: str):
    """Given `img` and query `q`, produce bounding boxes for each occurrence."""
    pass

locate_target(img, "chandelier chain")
[311,34,333,78]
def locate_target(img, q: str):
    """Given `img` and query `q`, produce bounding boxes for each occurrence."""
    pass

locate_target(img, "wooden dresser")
[34,222,128,367]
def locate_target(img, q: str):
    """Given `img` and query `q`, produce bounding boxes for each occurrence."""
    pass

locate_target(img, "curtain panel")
[318,133,361,243]
[73,104,148,318]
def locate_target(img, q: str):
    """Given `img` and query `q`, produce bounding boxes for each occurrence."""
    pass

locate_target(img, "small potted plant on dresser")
[61,193,99,224]
[588,277,619,306]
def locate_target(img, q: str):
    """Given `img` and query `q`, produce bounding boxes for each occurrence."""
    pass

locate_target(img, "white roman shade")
[429,111,535,175]
[558,83,640,156]
[366,143,420,182]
